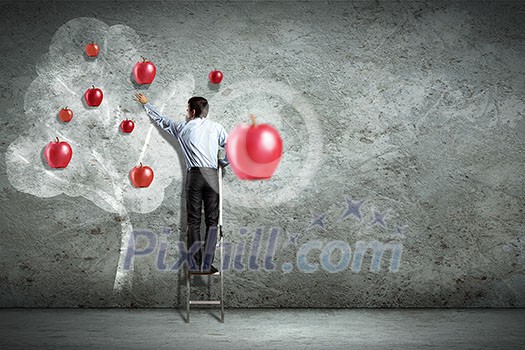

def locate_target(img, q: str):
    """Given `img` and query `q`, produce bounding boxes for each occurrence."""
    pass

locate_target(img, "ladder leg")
[218,165,225,323]
[186,265,190,323]
[220,228,224,323]
[207,274,211,300]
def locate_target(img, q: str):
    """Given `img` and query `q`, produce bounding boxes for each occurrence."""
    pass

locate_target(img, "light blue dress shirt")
[143,102,229,171]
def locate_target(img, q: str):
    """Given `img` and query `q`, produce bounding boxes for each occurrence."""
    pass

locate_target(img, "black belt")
[187,166,217,172]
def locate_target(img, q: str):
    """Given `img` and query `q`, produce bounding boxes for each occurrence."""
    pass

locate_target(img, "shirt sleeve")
[143,102,184,136]
[218,124,227,148]
[218,124,229,167]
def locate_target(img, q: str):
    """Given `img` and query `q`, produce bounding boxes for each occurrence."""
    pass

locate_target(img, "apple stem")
[250,114,256,125]
[139,162,143,167]
[65,106,67,109]
[55,137,59,143]
[92,85,95,89]
[141,56,146,62]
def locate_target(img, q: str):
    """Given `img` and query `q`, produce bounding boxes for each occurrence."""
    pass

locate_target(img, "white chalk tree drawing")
[5,17,195,299]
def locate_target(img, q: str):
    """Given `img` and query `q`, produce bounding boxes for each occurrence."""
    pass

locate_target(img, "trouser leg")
[186,170,203,270]
[201,168,220,270]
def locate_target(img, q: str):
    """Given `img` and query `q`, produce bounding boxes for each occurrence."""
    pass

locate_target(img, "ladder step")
[190,300,221,305]
[188,271,221,276]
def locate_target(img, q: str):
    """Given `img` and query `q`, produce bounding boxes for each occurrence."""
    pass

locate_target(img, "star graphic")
[390,225,407,239]
[340,197,365,222]
[279,233,298,252]
[286,233,298,247]
[368,208,390,228]
[308,211,327,230]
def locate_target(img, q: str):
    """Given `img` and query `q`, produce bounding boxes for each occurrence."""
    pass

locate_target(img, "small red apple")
[58,107,73,122]
[120,119,135,133]
[130,162,154,188]
[132,56,156,84]
[226,114,283,180]
[85,42,100,57]
[208,69,223,84]
[44,137,72,168]
[84,85,103,107]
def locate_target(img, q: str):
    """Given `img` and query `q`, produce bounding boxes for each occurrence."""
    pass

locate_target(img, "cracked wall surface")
[0,0,524,307]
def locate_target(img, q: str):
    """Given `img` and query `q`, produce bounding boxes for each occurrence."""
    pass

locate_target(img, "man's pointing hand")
[133,92,148,105]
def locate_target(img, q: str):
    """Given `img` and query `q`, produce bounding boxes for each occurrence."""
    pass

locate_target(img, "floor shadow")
[174,303,187,323]
[207,309,223,322]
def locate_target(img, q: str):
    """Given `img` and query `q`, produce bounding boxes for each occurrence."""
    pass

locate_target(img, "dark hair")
[188,96,209,118]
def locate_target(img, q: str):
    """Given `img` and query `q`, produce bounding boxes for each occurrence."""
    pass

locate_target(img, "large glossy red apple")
[120,119,135,133]
[84,85,103,107]
[58,107,73,122]
[85,42,100,57]
[226,114,283,180]
[130,162,154,188]
[44,137,72,168]
[246,115,283,164]
[208,69,223,84]
[133,56,156,84]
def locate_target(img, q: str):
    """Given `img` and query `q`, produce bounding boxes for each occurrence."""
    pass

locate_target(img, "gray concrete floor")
[1,308,524,349]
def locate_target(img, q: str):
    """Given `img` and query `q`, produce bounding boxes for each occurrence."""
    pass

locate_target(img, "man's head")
[187,96,209,120]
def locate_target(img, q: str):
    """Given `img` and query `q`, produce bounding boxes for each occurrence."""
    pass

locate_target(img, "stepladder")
[185,165,225,323]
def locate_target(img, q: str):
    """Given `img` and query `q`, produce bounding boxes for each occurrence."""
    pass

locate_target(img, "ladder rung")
[188,271,221,276]
[190,300,221,305]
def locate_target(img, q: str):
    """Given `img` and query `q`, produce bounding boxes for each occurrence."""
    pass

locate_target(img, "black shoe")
[202,265,219,274]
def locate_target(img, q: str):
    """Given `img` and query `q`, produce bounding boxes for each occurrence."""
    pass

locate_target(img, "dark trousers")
[185,167,219,270]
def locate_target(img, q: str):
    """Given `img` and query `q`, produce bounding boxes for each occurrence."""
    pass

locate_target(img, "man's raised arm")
[133,92,184,137]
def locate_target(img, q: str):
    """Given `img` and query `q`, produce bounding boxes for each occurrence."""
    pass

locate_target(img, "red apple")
[58,107,73,122]
[208,69,223,84]
[120,119,135,133]
[130,162,154,188]
[85,42,100,57]
[44,137,72,168]
[84,85,103,107]
[226,114,283,180]
[132,56,156,84]
[246,114,283,163]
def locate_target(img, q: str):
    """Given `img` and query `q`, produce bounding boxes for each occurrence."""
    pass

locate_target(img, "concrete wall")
[0,0,523,307]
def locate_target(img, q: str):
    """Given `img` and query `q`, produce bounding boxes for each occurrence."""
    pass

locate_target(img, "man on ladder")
[133,93,229,274]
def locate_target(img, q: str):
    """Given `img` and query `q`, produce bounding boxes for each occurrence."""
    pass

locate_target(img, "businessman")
[133,93,228,274]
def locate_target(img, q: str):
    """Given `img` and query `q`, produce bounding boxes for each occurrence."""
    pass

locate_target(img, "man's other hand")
[218,159,229,168]
[133,93,148,105]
